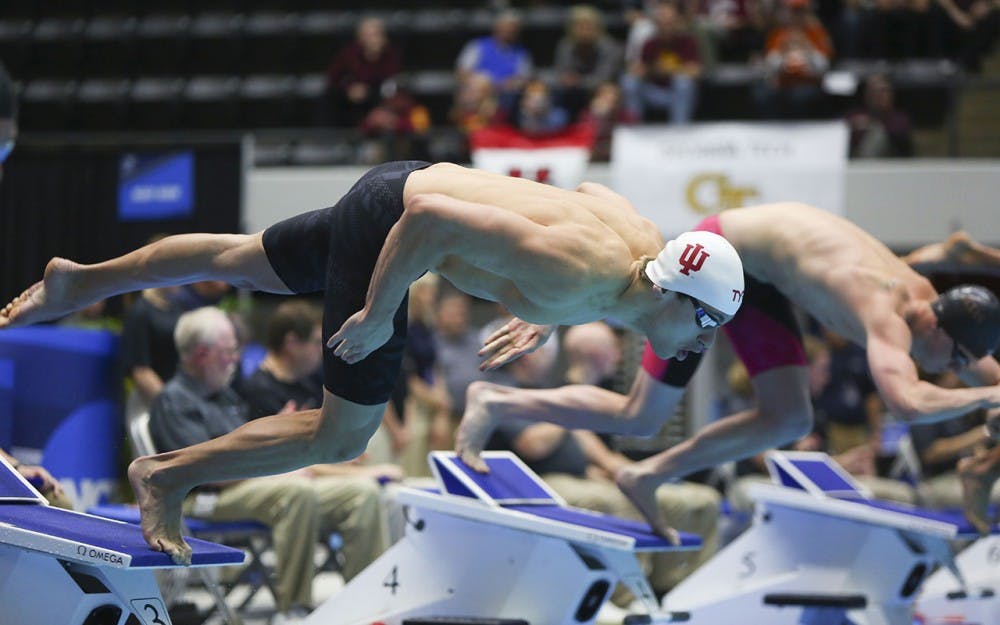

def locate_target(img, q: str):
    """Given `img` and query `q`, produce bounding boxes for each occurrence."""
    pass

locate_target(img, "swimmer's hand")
[327,309,394,364]
[478,319,555,371]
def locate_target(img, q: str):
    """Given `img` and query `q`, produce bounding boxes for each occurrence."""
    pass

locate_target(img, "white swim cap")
[644,230,745,317]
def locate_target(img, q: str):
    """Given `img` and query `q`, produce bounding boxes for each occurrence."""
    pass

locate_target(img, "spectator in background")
[434,292,486,431]
[753,0,833,119]
[0,62,17,184]
[239,300,325,420]
[512,79,571,136]
[451,72,500,135]
[810,329,884,455]
[578,82,639,162]
[456,10,534,111]
[359,75,431,165]
[150,307,388,622]
[845,73,915,158]
[449,72,500,161]
[554,5,624,118]
[379,274,451,476]
[621,0,702,124]
[0,447,73,509]
[324,17,402,127]
[909,372,999,508]
[120,282,184,423]
[688,0,767,62]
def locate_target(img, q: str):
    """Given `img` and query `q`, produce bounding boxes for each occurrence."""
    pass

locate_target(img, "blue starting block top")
[431,452,701,550]
[0,457,244,569]
[764,451,999,537]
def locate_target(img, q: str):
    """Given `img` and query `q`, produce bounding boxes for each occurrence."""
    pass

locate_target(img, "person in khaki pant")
[150,306,388,623]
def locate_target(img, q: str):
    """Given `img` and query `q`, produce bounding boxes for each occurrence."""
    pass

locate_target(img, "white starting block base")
[307,452,700,625]
[0,456,244,625]
[663,452,961,625]
[917,532,1000,625]
[0,542,172,625]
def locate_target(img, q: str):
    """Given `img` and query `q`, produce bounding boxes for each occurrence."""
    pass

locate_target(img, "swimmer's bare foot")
[616,464,680,546]
[0,257,85,329]
[454,382,499,473]
[957,449,1000,536]
[128,456,193,566]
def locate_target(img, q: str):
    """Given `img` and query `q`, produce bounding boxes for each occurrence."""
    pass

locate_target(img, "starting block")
[916,511,1000,625]
[663,451,962,625]
[0,456,244,625]
[306,451,701,625]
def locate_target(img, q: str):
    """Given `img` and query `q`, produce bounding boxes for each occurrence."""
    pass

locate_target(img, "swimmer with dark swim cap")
[932,285,1000,366]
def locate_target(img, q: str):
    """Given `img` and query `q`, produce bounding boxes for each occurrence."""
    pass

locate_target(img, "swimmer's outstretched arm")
[456,371,683,471]
[867,320,1000,424]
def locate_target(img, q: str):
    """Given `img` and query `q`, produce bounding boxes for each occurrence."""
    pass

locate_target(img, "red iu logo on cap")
[678,243,710,275]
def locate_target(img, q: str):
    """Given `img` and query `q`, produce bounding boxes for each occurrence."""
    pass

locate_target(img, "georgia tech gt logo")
[685,173,758,214]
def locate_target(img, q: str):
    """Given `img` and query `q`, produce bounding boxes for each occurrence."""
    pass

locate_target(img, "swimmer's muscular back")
[404,163,665,322]
[719,202,938,343]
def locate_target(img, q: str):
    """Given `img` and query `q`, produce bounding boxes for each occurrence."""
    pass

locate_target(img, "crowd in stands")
[300,0,995,163]
[4,0,987,162]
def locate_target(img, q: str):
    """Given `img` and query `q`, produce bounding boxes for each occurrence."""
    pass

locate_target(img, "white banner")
[472,146,591,190]
[611,122,849,236]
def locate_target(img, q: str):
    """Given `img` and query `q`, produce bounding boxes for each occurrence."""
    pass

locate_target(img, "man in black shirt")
[240,301,326,420]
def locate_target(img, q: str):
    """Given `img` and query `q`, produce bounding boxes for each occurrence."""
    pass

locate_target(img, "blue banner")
[118,151,195,221]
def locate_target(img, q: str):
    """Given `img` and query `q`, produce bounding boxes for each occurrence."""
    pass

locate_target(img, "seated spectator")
[486,321,720,599]
[810,330,883,455]
[845,73,914,158]
[512,79,571,136]
[0,447,73,509]
[752,0,833,119]
[120,284,183,422]
[578,82,639,162]
[359,76,431,165]
[449,72,501,161]
[435,292,487,432]
[376,274,451,476]
[323,16,402,127]
[554,5,624,118]
[690,0,767,62]
[621,0,702,124]
[909,372,999,508]
[149,307,388,622]
[456,10,534,111]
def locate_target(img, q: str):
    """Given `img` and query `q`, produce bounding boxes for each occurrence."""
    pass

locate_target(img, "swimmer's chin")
[674,349,689,361]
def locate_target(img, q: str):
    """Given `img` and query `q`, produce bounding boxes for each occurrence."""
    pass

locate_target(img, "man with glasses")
[457,201,1000,538]
[0,162,744,565]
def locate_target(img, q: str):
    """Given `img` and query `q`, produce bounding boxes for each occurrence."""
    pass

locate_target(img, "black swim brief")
[262,160,432,405]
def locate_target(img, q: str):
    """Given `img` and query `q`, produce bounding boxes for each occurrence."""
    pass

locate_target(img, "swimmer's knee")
[310,429,370,465]
[763,408,813,446]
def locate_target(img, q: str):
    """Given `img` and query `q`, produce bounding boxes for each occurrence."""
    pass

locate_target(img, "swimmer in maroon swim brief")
[641,213,809,387]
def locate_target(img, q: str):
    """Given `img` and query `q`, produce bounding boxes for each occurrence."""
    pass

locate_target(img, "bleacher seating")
[0,2,964,158]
